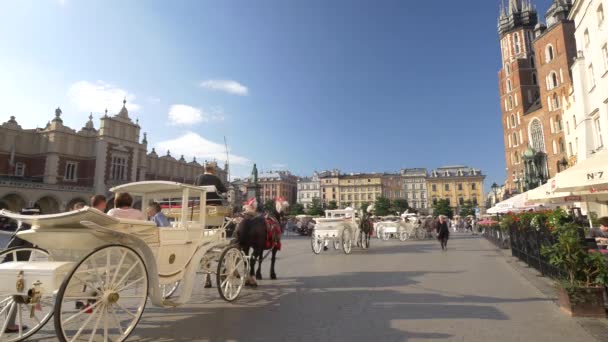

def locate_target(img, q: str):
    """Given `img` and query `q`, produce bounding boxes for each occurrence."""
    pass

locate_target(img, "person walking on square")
[436,215,450,251]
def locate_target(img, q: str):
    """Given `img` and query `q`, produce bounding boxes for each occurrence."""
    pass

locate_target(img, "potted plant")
[541,222,608,317]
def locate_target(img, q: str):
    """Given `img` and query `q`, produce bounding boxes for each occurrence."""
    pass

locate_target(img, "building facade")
[565,0,608,164]
[498,0,574,193]
[338,174,383,209]
[0,102,226,213]
[319,169,341,206]
[400,168,428,211]
[297,172,321,209]
[258,170,298,205]
[427,166,485,212]
[381,174,404,201]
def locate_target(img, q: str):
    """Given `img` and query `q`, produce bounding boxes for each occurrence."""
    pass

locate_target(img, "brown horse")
[234,198,287,286]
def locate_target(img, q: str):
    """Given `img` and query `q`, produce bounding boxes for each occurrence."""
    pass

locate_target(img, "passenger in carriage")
[194,164,227,206]
[107,193,147,221]
[147,202,170,227]
[90,194,107,212]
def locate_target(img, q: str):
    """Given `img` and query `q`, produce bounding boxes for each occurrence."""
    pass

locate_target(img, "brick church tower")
[498,0,540,192]
[497,0,574,194]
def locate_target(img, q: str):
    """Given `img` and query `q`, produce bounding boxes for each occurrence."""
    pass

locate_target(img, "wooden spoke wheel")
[216,246,246,302]
[0,247,54,342]
[54,245,148,342]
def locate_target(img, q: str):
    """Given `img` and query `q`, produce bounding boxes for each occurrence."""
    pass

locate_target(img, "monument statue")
[251,163,258,185]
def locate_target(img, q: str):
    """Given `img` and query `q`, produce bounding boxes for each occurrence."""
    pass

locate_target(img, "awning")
[487,192,539,214]
[553,149,608,193]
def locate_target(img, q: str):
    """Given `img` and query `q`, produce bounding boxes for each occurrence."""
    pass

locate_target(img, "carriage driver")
[194,164,228,206]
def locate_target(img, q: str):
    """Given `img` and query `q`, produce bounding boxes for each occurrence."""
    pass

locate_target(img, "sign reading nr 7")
[587,171,604,181]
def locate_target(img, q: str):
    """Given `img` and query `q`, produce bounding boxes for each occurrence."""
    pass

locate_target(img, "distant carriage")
[310,209,369,254]
[0,181,247,342]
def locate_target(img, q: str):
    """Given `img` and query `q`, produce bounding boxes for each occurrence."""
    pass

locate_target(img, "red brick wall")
[56,157,96,187]
[0,153,46,178]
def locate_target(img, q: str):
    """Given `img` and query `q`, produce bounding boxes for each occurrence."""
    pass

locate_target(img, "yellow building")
[320,171,340,205]
[338,174,382,209]
[427,166,485,211]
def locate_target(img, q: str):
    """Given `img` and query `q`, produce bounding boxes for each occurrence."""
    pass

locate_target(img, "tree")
[374,197,392,216]
[391,199,409,215]
[307,197,324,217]
[432,199,453,219]
[459,200,476,217]
[289,202,305,216]
[327,200,338,210]
[263,199,275,213]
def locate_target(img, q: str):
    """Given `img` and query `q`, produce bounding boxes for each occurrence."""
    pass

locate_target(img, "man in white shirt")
[107,193,146,221]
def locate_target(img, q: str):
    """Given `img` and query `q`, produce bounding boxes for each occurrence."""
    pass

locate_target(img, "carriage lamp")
[29,280,43,318]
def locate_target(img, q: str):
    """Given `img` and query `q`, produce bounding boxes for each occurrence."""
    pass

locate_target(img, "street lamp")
[491,182,500,222]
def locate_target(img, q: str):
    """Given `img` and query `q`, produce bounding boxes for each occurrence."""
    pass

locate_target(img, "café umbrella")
[553,149,608,193]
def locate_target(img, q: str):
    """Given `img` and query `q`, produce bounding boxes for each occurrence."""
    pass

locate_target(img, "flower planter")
[557,286,606,318]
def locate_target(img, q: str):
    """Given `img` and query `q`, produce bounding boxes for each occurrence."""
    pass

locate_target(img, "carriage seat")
[110,218,160,245]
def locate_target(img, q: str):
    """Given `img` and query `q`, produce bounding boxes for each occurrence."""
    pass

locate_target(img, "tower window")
[507,80,512,92]
[550,71,559,89]
[513,132,518,146]
[545,45,554,62]
[552,93,560,110]
[598,4,604,26]
[514,33,521,55]
[510,114,516,127]
[532,72,538,85]
[508,96,514,110]
[505,63,511,75]
[530,55,535,68]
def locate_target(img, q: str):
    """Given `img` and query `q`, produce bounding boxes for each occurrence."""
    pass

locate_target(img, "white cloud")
[168,105,204,125]
[68,80,140,114]
[271,163,287,170]
[155,132,251,166]
[200,79,248,96]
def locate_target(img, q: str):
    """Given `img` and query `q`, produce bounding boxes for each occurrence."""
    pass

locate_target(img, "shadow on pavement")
[131,270,546,341]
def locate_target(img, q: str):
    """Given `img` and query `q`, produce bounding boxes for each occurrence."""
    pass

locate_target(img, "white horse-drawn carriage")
[310,209,360,254]
[375,215,426,241]
[0,181,247,341]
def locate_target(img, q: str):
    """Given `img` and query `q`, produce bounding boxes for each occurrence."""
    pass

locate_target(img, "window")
[507,80,512,92]
[510,114,516,127]
[445,198,451,205]
[556,116,563,132]
[458,183,463,191]
[532,72,538,85]
[432,198,438,205]
[513,132,518,146]
[552,93,560,110]
[508,96,514,110]
[602,44,608,72]
[64,161,77,181]
[584,29,590,46]
[505,63,511,75]
[588,64,596,89]
[444,184,450,191]
[530,55,535,68]
[432,184,437,192]
[514,33,521,54]
[569,142,573,156]
[594,116,604,149]
[550,71,559,89]
[515,152,520,164]
[110,155,128,181]
[14,162,25,177]
[471,183,476,190]
[559,138,565,153]
[545,45,554,62]
[459,197,464,206]
[530,118,546,152]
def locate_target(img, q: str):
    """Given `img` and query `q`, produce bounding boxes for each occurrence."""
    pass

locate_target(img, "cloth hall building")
[0,101,227,214]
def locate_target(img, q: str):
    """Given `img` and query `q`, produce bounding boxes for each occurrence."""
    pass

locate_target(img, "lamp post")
[491,182,500,222]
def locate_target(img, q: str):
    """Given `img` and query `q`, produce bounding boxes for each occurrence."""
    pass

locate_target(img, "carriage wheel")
[216,246,246,302]
[0,247,54,342]
[54,245,148,342]
[342,229,352,255]
[415,229,426,240]
[333,238,341,250]
[381,231,390,241]
[311,236,323,255]
[161,281,180,299]
[399,232,408,241]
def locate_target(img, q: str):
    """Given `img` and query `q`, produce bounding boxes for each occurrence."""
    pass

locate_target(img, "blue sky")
[0,0,554,188]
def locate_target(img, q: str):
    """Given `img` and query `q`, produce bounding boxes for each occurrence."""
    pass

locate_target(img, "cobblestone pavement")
[25,234,604,341]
